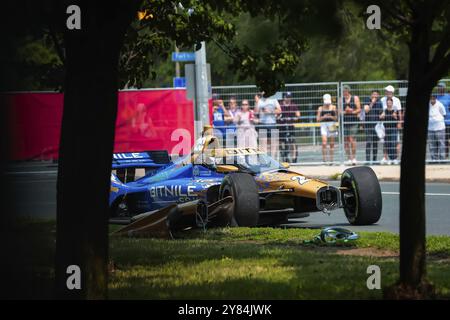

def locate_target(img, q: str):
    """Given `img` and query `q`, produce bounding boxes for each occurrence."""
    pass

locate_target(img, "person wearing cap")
[436,81,450,158]
[317,94,338,164]
[380,85,402,164]
[428,95,446,162]
[342,85,361,165]
[277,91,301,163]
[363,90,383,163]
[257,92,282,158]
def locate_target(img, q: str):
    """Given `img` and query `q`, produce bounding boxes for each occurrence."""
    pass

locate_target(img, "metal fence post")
[339,82,345,165]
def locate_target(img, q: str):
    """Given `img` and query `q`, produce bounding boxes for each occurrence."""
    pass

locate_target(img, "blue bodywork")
[109,152,225,216]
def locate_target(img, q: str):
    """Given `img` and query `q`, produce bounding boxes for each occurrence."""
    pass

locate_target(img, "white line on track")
[5,170,57,175]
[13,180,56,183]
[382,191,450,196]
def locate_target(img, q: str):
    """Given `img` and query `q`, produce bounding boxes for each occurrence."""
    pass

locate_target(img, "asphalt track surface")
[6,163,450,235]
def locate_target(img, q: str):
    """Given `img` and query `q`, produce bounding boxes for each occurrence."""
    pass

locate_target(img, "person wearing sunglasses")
[235,99,258,150]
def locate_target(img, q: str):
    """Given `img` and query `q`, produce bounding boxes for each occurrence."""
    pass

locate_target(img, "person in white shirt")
[428,95,446,161]
[317,94,338,164]
[380,85,402,164]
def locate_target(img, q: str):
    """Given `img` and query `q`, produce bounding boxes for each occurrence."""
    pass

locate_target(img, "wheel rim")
[221,186,236,218]
[341,177,358,222]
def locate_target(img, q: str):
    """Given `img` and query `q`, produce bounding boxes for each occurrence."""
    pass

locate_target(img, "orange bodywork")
[255,170,329,199]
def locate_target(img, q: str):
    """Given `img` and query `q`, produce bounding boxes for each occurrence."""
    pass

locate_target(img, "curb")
[290,165,450,183]
[311,176,450,183]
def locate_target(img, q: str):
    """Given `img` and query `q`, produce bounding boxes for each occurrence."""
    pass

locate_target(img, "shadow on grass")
[1,219,56,299]
[109,237,402,299]
[4,220,450,300]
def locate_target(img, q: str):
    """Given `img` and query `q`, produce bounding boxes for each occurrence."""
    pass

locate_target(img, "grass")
[5,219,450,299]
[170,227,450,255]
[1,219,56,299]
[108,227,450,299]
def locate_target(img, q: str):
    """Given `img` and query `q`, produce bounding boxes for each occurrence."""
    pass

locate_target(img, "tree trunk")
[388,6,436,298]
[55,1,139,299]
[399,85,430,286]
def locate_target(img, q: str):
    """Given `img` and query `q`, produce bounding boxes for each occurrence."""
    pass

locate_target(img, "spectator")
[342,85,361,165]
[234,99,258,149]
[277,92,301,163]
[257,92,282,158]
[254,93,261,111]
[380,97,398,164]
[251,93,261,126]
[317,94,338,164]
[224,96,238,147]
[363,90,383,163]
[428,95,446,162]
[212,96,228,139]
[436,81,450,158]
[380,85,402,164]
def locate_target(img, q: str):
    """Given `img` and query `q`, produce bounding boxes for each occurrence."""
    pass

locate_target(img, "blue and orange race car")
[110,127,382,238]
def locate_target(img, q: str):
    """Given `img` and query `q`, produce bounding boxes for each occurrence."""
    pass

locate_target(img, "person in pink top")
[234,99,258,149]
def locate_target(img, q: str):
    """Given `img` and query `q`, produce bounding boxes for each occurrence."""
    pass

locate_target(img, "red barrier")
[115,89,196,155]
[1,89,205,160]
[2,93,63,160]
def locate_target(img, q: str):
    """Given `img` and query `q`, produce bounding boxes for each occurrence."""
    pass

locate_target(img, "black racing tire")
[340,166,382,225]
[219,173,259,227]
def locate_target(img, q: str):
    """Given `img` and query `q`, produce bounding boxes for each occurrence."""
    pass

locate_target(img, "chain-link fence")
[339,80,408,165]
[211,79,450,165]
[212,82,340,164]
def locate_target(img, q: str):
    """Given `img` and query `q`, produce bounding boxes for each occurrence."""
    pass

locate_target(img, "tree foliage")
[120,0,341,95]
[4,0,339,94]
[4,0,416,93]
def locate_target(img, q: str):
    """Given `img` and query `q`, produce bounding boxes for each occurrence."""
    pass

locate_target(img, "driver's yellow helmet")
[202,124,214,137]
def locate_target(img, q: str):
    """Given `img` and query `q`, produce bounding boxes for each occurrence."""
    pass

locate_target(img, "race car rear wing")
[112,150,171,169]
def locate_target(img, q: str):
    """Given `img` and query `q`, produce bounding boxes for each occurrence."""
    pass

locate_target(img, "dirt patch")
[334,247,398,258]
[428,251,450,263]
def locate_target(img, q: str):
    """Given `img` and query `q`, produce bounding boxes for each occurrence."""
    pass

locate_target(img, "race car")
[110,126,382,238]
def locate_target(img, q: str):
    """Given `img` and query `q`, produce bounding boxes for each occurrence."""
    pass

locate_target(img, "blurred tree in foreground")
[357,0,450,299]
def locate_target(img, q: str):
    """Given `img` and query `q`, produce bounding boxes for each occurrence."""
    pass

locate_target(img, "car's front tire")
[340,166,382,225]
[219,173,259,227]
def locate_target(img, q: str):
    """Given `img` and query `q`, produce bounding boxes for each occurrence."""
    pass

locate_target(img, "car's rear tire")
[219,173,259,227]
[340,166,382,225]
